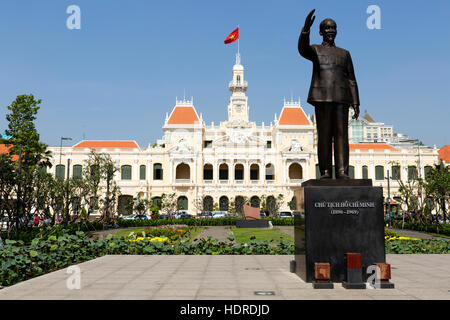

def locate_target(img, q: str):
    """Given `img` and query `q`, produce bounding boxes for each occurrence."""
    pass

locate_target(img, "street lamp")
[59,137,72,165]
[385,169,392,227]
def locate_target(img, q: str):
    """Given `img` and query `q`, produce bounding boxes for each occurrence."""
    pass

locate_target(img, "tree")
[419,162,449,224]
[271,194,285,217]
[126,197,152,216]
[3,94,52,230]
[5,94,49,168]
[100,156,120,223]
[0,154,16,232]
[192,196,205,214]
[160,193,177,218]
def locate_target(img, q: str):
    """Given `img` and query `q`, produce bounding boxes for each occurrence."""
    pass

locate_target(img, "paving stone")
[0,254,449,300]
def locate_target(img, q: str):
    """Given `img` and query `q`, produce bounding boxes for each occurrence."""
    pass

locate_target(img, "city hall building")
[47,54,439,215]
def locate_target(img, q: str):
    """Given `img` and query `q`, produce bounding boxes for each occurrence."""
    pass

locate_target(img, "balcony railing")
[229,80,248,89]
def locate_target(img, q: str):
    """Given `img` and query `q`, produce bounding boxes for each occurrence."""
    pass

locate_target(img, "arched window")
[176,163,190,180]
[219,163,229,180]
[266,195,276,215]
[250,164,259,180]
[219,196,229,211]
[203,164,213,180]
[153,163,163,180]
[235,196,245,215]
[265,164,275,180]
[234,164,244,180]
[288,163,303,180]
[203,196,214,212]
[139,165,146,180]
[73,165,82,179]
[424,166,432,179]
[362,165,369,179]
[391,165,401,180]
[151,196,162,209]
[375,165,384,180]
[121,165,132,180]
[236,75,241,84]
[408,166,418,181]
[348,165,355,179]
[250,196,260,208]
[177,196,188,210]
[55,165,65,179]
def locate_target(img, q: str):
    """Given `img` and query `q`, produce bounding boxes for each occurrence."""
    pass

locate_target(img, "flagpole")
[237,25,240,55]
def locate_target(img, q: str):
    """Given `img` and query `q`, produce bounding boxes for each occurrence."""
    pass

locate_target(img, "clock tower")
[227,53,249,123]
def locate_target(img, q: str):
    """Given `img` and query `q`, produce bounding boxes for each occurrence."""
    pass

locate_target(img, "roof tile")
[167,106,199,125]
[278,107,311,126]
[72,141,139,149]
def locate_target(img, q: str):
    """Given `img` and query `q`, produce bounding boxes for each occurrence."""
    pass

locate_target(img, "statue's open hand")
[303,9,316,32]
[351,105,360,120]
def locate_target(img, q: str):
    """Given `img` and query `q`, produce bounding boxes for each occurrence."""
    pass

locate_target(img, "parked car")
[123,214,149,220]
[198,212,213,219]
[158,214,170,219]
[212,211,227,218]
[176,213,193,219]
[279,211,293,218]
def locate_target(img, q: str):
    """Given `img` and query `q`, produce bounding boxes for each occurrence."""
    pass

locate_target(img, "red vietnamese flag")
[224,28,239,44]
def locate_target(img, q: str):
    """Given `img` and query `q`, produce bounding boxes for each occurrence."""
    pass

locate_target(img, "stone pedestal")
[294,179,386,283]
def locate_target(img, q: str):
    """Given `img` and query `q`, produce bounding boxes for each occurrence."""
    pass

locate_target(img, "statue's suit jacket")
[298,29,360,107]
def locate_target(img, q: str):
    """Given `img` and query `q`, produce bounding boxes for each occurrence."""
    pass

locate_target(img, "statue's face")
[320,20,337,43]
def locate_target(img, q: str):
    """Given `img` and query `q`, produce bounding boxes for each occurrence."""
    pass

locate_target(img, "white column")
[261,162,265,184]
[356,160,361,179]
[284,159,288,184]
[214,161,219,184]
[245,160,249,185]
[147,159,152,182]
[304,159,310,180]
[133,160,138,181]
[193,158,197,184]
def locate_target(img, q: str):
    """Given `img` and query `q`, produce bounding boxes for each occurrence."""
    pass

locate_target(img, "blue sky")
[0,0,449,148]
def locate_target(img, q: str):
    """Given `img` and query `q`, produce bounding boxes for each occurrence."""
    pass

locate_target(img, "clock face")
[235,105,242,113]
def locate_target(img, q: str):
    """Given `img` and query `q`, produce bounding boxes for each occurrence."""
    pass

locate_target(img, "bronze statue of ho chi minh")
[298,9,360,180]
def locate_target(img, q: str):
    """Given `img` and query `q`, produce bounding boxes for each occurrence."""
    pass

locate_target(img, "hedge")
[116,217,295,228]
[390,220,450,237]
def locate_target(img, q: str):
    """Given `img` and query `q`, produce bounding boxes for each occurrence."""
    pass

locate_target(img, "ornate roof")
[72,140,140,149]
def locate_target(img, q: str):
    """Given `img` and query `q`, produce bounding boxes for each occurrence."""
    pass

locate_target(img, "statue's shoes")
[319,173,332,179]
[336,173,350,180]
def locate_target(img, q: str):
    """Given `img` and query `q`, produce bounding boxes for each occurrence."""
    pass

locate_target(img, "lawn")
[114,226,204,240]
[231,227,293,243]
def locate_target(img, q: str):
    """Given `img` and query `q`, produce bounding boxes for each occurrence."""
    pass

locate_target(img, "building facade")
[47,54,439,215]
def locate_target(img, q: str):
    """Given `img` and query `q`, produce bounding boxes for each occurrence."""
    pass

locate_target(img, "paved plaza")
[0,254,449,300]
